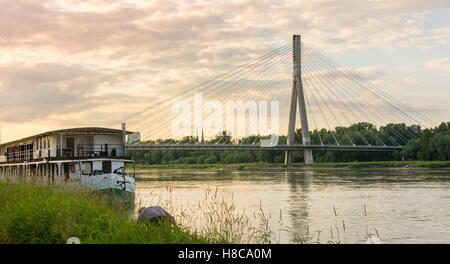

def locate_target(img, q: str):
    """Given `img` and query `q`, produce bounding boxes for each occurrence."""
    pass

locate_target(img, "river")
[134,168,450,244]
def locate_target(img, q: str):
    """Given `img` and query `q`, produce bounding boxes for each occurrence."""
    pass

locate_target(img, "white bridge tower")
[284,34,314,165]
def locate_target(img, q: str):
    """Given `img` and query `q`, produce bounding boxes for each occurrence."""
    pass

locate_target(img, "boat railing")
[1,144,125,162]
[56,144,125,158]
[4,149,34,161]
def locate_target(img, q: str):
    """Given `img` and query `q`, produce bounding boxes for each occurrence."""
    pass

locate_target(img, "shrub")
[204,155,218,164]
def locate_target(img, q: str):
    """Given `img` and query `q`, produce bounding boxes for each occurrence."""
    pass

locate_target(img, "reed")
[136,186,274,244]
[136,187,381,244]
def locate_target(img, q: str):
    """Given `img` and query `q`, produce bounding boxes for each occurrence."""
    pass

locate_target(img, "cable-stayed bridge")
[123,35,435,164]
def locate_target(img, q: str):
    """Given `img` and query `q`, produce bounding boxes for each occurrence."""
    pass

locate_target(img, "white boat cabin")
[0,127,134,181]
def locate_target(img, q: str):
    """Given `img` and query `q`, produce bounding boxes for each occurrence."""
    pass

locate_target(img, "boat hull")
[98,188,135,203]
[72,173,136,202]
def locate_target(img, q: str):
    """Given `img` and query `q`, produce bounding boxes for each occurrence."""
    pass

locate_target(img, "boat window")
[81,162,92,175]
[102,161,112,173]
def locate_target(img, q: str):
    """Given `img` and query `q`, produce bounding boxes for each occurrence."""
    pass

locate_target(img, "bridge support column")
[285,34,314,165]
[285,69,298,165]
[303,148,313,165]
[284,151,294,165]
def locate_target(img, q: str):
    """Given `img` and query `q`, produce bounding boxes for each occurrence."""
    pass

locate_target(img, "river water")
[134,168,450,244]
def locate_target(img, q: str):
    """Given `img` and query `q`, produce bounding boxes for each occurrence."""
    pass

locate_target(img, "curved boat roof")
[0,127,134,147]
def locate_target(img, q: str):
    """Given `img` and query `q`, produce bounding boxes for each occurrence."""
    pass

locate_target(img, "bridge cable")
[302,73,340,145]
[305,44,437,128]
[145,50,292,141]
[302,45,415,145]
[134,45,292,136]
[206,55,292,144]
[139,47,292,139]
[209,53,293,144]
[126,44,293,129]
[302,63,355,145]
[140,50,293,141]
[303,60,367,145]
[302,50,394,146]
[303,43,431,131]
[302,52,405,145]
[304,89,324,145]
[302,50,399,146]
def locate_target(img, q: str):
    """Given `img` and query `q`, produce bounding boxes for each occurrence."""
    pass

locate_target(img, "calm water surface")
[135,168,450,244]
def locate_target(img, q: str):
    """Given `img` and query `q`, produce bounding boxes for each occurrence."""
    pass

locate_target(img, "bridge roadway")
[126,143,403,152]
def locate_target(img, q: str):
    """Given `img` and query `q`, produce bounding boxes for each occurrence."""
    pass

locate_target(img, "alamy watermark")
[170,93,280,147]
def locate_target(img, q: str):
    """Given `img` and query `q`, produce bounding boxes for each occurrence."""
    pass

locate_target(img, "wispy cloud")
[425,58,450,72]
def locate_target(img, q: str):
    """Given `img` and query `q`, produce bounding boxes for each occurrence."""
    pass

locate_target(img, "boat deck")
[0,156,133,166]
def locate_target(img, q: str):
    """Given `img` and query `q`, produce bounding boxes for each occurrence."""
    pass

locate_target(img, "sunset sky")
[0,0,449,142]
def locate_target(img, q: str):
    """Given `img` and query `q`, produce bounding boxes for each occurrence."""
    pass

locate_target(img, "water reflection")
[285,170,314,242]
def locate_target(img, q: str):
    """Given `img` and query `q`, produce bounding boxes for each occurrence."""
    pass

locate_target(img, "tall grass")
[0,183,221,244]
[135,186,381,244]
[272,204,381,244]
[137,186,274,244]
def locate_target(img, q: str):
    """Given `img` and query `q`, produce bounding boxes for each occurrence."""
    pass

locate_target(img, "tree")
[151,151,162,164]
[196,155,208,164]
[233,152,253,163]
[431,132,450,161]
[274,155,284,163]
[184,157,197,164]
[144,153,152,164]
[401,139,421,160]
[418,130,433,160]
[205,155,218,164]
[131,121,449,164]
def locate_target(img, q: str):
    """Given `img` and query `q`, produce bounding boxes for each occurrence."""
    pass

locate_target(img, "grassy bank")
[0,183,222,244]
[131,160,450,170]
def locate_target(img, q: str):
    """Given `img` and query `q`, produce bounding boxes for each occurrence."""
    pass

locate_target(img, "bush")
[232,152,253,163]
[204,155,218,164]
[184,157,197,164]
[274,155,284,163]
[196,155,208,164]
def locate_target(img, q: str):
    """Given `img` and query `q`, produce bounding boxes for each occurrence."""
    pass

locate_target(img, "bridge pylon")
[284,34,314,165]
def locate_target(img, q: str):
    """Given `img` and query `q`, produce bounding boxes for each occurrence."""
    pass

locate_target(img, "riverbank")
[0,183,222,244]
[131,160,450,170]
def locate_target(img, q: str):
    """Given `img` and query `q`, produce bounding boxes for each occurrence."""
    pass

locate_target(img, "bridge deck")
[126,144,402,152]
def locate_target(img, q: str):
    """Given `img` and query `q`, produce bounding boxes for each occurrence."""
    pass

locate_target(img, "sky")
[0,0,449,142]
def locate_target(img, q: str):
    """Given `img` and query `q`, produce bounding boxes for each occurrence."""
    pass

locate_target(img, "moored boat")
[0,127,136,201]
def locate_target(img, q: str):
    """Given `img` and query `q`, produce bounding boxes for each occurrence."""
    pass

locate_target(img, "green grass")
[0,183,224,244]
[130,160,450,170]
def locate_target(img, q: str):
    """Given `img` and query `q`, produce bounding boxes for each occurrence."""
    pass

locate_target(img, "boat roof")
[0,127,134,147]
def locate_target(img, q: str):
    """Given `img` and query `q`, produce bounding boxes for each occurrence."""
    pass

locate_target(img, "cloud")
[425,58,450,72]
[2,1,449,53]
[0,0,449,140]
[0,62,148,124]
[354,67,388,80]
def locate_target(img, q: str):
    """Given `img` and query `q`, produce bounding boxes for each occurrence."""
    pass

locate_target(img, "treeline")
[128,122,450,164]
